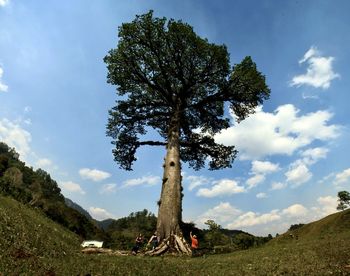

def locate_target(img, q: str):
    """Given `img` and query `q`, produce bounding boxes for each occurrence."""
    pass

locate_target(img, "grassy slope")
[0,195,82,275]
[1,195,350,275]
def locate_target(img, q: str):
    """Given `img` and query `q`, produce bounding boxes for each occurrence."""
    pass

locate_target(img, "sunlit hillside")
[0,195,81,275]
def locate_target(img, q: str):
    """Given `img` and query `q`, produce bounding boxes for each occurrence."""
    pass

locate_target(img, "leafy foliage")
[337,190,350,210]
[203,220,229,247]
[231,232,271,250]
[185,219,272,252]
[106,209,157,249]
[288,223,305,231]
[104,11,270,171]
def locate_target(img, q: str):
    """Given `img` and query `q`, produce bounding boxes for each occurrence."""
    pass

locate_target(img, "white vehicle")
[81,240,104,248]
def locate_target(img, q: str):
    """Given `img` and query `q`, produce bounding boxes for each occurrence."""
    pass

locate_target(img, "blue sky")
[1,0,350,236]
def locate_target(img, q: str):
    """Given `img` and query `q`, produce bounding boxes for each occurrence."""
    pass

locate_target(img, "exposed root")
[145,237,169,256]
[145,234,191,256]
[174,235,191,255]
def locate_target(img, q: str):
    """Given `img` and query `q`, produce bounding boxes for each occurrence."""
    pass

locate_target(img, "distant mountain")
[96,218,115,231]
[64,197,93,220]
[64,198,118,231]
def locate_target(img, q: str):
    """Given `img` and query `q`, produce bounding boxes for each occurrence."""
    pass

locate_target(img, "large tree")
[104,11,270,255]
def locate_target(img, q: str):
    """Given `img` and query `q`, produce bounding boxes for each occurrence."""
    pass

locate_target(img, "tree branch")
[138,141,167,146]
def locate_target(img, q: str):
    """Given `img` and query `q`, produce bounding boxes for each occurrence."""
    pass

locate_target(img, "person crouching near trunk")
[147,232,159,250]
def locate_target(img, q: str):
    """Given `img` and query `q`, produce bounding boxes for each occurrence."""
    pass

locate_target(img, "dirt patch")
[10,247,33,259]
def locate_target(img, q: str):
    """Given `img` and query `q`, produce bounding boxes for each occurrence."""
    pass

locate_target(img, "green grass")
[1,195,350,275]
[0,195,81,275]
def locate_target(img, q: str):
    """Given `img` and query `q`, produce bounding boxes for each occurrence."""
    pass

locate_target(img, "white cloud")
[226,203,308,233]
[185,175,211,191]
[79,168,111,182]
[301,147,328,165]
[197,196,338,236]
[215,104,340,160]
[281,204,308,217]
[227,210,281,229]
[290,46,339,89]
[298,46,319,64]
[251,160,280,175]
[0,66,8,92]
[290,109,339,142]
[246,160,280,189]
[0,118,31,159]
[99,183,117,194]
[197,179,245,198]
[283,147,329,188]
[0,0,9,7]
[246,174,265,189]
[318,172,335,185]
[23,119,32,125]
[302,93,319,100]
[309,196,338,222]
[89,207,114,221]
[315,196,338,217]
[35,158,52,169]
[256,192,268,199]
[0,118,58,171]
[123,175,160,187]
[285,161,312,186]
[60,181,85,195]
[196,202,242,227]
[24,106,32,113]
[270,182,287,191]
[333,168,350,186]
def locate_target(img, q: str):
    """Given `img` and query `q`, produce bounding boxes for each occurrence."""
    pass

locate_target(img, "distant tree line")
[197,219,272,254]
[103,209,156,249]
[288,224,305,231]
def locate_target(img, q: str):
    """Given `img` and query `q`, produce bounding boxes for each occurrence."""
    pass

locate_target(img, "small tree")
[288,223,305,231]
[104,11,270,255]
[337,191,350,211]
[204,220,228,247]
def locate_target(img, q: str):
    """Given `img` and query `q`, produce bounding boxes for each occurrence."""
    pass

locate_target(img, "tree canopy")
[337,191,350,211]
[104,11,270,171]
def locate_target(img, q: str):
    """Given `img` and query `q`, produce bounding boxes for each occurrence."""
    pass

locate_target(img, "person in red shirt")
[190,231,198,250]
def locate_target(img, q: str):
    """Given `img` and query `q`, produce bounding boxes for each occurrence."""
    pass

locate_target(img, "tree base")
[145,234,192,256]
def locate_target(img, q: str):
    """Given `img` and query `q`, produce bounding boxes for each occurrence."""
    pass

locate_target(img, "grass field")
[1,195,350,275]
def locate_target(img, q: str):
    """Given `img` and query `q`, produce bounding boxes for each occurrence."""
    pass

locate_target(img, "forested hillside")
[0,142,106,241]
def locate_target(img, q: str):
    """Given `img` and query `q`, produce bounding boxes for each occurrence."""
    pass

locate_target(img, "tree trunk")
[147,110,192,256]
[157,129,182,239]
